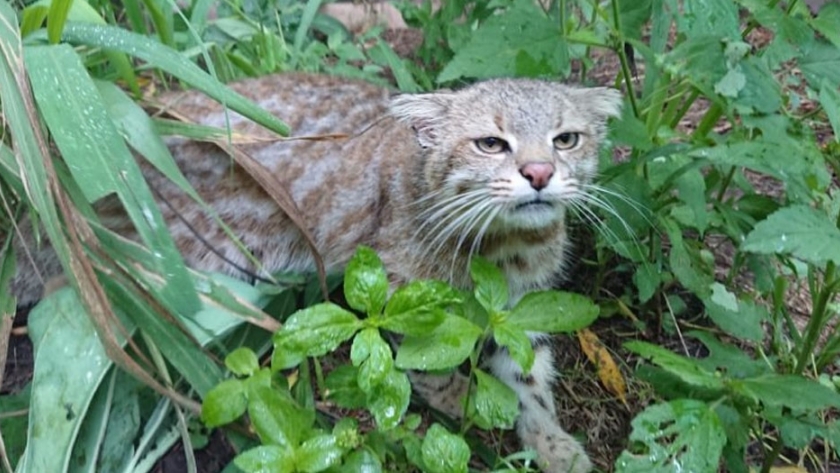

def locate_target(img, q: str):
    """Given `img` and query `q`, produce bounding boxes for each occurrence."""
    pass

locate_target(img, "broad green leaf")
[742,205,840,266]
[625,341,725,391]
[509,291,599,333]
[703,292,767,342]
[813,2,840,48]
[819,79,840,144]
[340,449,383,473]
[615,399,726,473]
[60,22,289,135]
[689,331,769,378]
[273,303,361,369]
[367,369,410,430]
[226,348,260,377]
[351,328,393,393]
[677,0,740,39]
[438,0,568,82]
[420,424,470,473]
[296,434,344,473]
[736,375,840,411]
[324,366,366,409]
[26,44,199,315]
[633,263,660,303]
[0,386,29,470]
[396,316,481,370]
[247,386,314,449]
[21,289,123,472]
[344,246,388,315]
[674,166,708,233]
[470,257,508,312]
[382,280,459,335]
[201,379,248,427]
[234,445,295,473]
[617,0,652,41]
[494,323,534,374]
[473,370,518,430]
[800,41,840,90]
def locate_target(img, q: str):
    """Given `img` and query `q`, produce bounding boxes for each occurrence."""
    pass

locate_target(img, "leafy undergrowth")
[1,0,840,472]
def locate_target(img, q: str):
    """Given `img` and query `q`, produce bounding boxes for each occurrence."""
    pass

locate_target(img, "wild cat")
[12,73,621,472]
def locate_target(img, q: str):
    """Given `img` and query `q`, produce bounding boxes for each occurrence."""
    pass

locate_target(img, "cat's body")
[12,73,621,472]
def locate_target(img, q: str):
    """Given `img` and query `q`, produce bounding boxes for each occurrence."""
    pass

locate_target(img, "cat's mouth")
[514,199,554,210]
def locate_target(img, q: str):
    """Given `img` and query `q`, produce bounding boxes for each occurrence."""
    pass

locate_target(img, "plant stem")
[609,0,639,118]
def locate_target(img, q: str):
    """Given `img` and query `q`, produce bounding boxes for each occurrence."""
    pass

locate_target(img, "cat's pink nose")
[519,163,555,191]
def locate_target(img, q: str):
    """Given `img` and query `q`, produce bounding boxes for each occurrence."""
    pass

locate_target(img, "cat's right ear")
[389,94,452,148]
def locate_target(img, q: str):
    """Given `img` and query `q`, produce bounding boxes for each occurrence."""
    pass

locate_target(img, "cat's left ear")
[389,93,453,148]
[573,87,623,121]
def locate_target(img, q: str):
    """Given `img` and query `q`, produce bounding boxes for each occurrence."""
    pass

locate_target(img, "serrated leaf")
[273,303,361,369]
[509,290,599,333]
[704,294,768,342]
[742,205,840,266]
[234,445,295,473]
[494,323,534,374]
[396,316,481,370]
[438,0,568,82]
[344,246,389,315]
[367,369,410,430]
[296,435,343,472]
[470,257,508,312]
[226,347,259,377]
[351,328,393,393]
[247,386,314,449]
[382,280,459,335]
[625,341,725,390]
[201,379,247,427]
[615,399,725,472]
[421,424,470,473]
[578,329,627,407]
[736,375,840,411]
[473,370,518,430]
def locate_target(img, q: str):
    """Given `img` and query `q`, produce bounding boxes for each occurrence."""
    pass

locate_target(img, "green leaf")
[273,303,361,369]
[22,289,124,472]
[201,379,248,428]
[703,290,768,342]
[296,434,344,472]
[226,347,260,377]
[493,323,534,374]
[813,2,840,48]
[438,0,568,81]
[819,79,840,144]
[736,375,840,411]
[742,205,840,266]
[625,341,725,391]
[420,424,470,473]
[473,370,518,430]
[247,386,314,449]
[800,41,840,90]
[351,328,393,392]
[470,257,508,312]
[325,366,367,409]
[344,246,389,315]
[615,399,726,473]
[382,280,460,335]
[234,445,295,473]
[367,369,410,430]
[340,449,383,473]
[25,44,200,315]
[60,22,289,135]
[509,290,599,333]
[396,316,481,370]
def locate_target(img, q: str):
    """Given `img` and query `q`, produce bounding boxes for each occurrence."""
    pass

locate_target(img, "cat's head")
[389,78,622,233]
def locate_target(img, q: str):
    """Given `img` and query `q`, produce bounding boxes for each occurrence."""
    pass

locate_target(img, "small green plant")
[201,246,598,472]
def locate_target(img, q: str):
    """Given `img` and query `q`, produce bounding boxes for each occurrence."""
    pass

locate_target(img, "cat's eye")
[553,132,580,150]
[474,137,509,154]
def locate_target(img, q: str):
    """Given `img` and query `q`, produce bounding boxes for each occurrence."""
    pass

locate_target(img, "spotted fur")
[12,73,621,472]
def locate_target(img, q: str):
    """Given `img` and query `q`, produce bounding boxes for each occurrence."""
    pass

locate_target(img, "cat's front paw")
[521,428,592,473]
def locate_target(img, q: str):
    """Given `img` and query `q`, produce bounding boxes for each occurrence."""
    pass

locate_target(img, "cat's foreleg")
[486,334,592,473]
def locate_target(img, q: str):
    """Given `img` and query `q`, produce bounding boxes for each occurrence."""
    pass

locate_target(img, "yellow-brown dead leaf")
[578,328,628,407]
